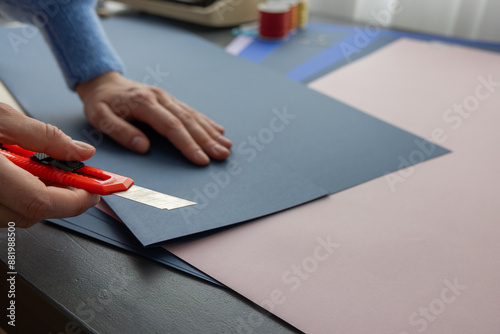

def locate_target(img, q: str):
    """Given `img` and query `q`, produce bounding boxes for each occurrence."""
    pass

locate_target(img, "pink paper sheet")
[165,39,500,333]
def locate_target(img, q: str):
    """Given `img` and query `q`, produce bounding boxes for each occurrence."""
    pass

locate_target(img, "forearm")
[0,0,124,89]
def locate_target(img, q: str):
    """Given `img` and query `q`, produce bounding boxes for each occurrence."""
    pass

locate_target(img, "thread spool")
[297,0,309,29]
[268,0,298,33]
[258,2,291,40]
[285,0,299,32]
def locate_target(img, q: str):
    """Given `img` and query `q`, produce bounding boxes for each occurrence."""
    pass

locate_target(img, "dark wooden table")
[0,222,301,334]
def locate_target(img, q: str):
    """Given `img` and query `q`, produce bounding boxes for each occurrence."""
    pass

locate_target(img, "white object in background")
[225,35,255,56]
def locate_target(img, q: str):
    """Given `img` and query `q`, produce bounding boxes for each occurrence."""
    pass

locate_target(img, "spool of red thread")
[258,2,291,40]
[268,0,298,33]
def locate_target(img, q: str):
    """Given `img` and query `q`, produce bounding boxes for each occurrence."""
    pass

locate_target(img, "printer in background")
[110,0,265,27]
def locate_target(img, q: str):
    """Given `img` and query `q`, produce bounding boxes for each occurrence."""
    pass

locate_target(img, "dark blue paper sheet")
[0,15,449,246]
[48,209,222,286]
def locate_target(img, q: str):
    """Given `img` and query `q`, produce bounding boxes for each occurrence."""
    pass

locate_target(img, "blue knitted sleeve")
[0,0,124,89]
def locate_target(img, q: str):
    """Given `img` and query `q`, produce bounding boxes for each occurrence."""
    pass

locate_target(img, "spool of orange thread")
[286,0,299,32]
[258,2,291,40]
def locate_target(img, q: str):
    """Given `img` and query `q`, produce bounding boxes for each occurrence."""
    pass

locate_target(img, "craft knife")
[0,144,196,210]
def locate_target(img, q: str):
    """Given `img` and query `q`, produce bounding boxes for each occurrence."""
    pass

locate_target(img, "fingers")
[138,103,211,165]
[43,187,100,219]
[177,101,232,148]
[178,100,226,135]
[0,155,100,228]
[77,72,232,165]
[0,102,95,161]
[147,90,231,164]
[0,187,100,228]
[86,102,150,153]
[203,114,225,134]
[195,112,232,148]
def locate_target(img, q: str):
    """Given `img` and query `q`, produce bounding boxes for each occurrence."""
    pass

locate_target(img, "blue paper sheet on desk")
[0,15,449,246]
[49,209,222,286]
[235,23,500,84]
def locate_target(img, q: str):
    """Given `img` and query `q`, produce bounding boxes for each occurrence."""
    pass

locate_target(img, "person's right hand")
[0,102,101,228]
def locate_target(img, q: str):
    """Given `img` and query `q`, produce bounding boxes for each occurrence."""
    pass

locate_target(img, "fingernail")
[91,195,101,207]
[131,136,149,152]
[194,149,209,165]
[212,144,230,156]
[72,140,94,151]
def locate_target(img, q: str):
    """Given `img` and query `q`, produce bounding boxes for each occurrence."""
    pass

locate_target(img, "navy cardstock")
[0,15,449,246]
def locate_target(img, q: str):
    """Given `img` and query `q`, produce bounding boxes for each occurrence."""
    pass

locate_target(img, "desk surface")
[0,12,345,334]
[1,223,300,334]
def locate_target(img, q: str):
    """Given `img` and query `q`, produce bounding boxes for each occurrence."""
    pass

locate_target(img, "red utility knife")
[0,144,196,210]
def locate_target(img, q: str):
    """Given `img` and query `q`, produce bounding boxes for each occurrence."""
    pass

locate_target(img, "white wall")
[390,0,462,36]
[309,0,500,42]
[475,0,500,41]
[309,0,358,21]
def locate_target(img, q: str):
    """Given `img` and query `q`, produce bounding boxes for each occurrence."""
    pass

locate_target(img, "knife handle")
[0,144,134,195]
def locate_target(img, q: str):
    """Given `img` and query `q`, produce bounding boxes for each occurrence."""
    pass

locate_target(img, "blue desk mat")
[0,15,449,246]
[237,23,500,84]
[50,209,222,286]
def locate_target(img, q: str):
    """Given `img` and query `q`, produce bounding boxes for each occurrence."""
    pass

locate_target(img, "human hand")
[0,103,100,228]
[76,72,232,165]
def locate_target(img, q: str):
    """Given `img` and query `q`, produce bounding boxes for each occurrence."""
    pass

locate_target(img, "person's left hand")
[76,72,232,165]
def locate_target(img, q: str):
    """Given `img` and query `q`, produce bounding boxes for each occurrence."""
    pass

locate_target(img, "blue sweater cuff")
[0,0,125,90]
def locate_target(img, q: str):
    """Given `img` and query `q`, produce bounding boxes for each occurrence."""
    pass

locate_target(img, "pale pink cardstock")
[164,39,500,333]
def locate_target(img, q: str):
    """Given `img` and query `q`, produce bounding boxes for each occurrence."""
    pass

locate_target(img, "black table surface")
[0,11,342,334]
